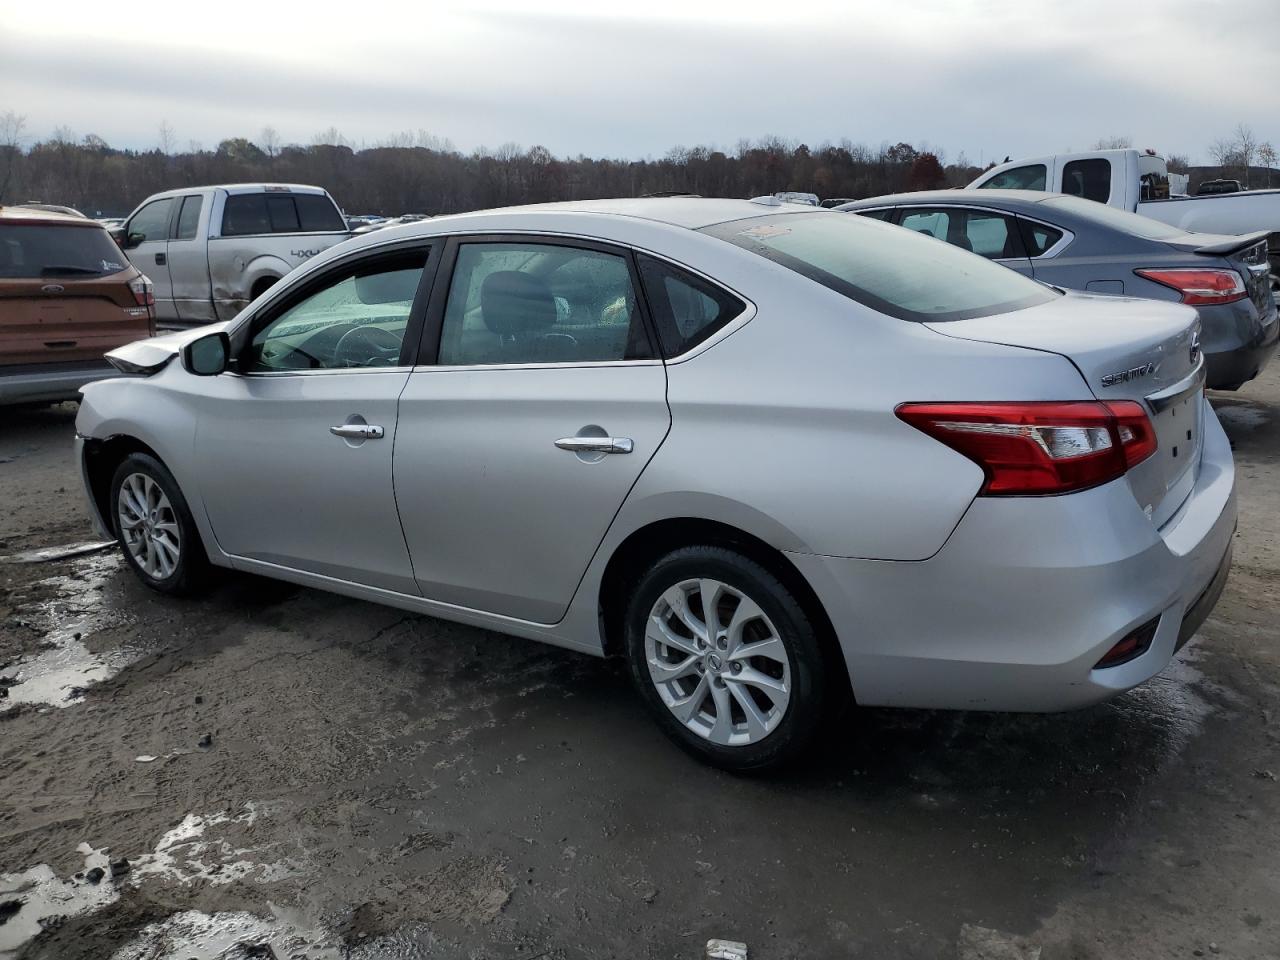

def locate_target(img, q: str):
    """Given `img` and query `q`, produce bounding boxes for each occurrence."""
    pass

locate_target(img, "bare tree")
[1093,135,1133,150]
[0,111,27,203]
[259,126,281,159]
[312,127,348,148]
[1259,142,1277,188]
[51,125,77,145]
[1233,123,1259,187]
[159,120,176,155]
[1166,153,1191,174]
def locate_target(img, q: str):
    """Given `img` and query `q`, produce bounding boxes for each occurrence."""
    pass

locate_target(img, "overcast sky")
[2,0,1276,164]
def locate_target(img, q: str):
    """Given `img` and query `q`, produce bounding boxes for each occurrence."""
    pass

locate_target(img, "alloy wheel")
[645,578,791,746]
[117,472,182,581]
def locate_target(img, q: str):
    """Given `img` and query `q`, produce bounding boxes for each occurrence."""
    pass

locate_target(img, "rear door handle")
[554,436,633,454]
[330,423,385,440]
[155,253,167,265]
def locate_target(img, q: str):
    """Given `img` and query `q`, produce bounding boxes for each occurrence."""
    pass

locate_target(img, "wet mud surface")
[2,377,1279,959]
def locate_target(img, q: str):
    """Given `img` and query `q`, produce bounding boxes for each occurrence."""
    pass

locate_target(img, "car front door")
[192,243,435,593]
[123,197,176,319]
[394,236,671,624]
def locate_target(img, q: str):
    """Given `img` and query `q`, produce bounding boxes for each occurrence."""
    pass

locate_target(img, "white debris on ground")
[957,923,1042,960]
[128,803,305,888]
[0,540,116,564]
[0,554,141,708]
[109,908,344,960]
[0,844,118,959]
[706,939,748,959]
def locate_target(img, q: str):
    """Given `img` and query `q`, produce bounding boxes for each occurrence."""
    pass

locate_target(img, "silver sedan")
[75,198,1236,771]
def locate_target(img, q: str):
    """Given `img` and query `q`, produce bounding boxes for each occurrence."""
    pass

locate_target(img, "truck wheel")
[251,277,278,300]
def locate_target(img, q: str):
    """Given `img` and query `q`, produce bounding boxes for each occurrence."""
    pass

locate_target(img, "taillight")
[128,274,155,307]
[1095,616,1160,668]
[1135,268,1246,305]
[896,401,1157,496]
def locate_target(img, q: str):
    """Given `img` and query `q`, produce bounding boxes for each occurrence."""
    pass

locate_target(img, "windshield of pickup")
[701,211,1058,322]
[0,223,129,278]
[1040,195,1187,240]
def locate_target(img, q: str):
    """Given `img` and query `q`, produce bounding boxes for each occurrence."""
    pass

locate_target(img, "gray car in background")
[838,190,1278,390]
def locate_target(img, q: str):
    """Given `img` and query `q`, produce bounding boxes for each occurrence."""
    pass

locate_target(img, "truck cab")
[114,184,350,327]
[969,149,1171,209]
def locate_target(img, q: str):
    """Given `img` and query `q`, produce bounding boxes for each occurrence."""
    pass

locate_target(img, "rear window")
[221,192,345,237]
[0,224,130,278]
[1039,195,1187,240]
[701,212,1057,323]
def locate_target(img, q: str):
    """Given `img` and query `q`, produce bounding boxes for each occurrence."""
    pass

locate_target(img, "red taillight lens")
[1095,616,1160,668]
[1135,268,1246,305]
[896,400,1157,496]
[128,274,155,307]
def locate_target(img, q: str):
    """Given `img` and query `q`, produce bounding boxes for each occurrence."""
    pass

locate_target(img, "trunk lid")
[926,291,1204,528]
[0,271,151,367]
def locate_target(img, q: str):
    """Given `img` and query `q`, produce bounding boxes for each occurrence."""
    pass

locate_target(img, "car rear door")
[192,242,436,593]
[394,235,671,624]
[167,194,218,325]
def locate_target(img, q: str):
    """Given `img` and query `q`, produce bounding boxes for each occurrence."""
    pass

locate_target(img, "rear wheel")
[624,546,833,772]
[110,453,213,596]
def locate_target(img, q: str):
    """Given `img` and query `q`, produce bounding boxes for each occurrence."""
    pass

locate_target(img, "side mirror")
[109,226,127,247]
[119,231,146,249]
[182,331,230,376]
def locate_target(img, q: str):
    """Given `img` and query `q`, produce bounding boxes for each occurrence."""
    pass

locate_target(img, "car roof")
[140,183,332,201]
[0,205,104,227]
[413,197,820,232]
[838,189,1064,209]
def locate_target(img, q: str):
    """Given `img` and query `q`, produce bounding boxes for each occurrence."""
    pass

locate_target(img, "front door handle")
[330,423,385,440]
[554,436,633,454]
[155,253,166,265]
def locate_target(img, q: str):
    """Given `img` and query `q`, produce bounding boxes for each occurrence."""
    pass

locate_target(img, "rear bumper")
[0,361,119,405]
[790,397,1237,712]
[1202,301,1279,389]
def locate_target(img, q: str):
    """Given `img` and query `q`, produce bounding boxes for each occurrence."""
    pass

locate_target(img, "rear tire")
[624,545,834,772]
[109,453,214,596]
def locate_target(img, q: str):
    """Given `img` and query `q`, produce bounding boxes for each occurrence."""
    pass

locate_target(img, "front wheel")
[110,453,213,596]
[624,546,835,772]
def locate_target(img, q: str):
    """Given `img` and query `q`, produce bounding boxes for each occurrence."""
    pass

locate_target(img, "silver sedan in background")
[838,190,1278,390]
[75,199,1235,770]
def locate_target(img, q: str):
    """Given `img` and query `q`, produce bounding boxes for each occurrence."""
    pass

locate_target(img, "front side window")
[175,196,202,241]
[1062,158,1112,203]
[637,255,745,356]
[978,164,1047,191]
[438,242,654,365]
[702,212,1057,323]
[898,207,1023,259]
[242,251,427,372]
[128,198,174,243]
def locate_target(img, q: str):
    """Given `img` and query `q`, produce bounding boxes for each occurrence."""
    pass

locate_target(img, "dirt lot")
[2,369,1279,960]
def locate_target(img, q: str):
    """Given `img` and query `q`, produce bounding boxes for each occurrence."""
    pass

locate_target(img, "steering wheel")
[333,325,403,368]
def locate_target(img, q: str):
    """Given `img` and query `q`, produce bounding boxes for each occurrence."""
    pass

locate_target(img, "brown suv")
[1,206,154,405]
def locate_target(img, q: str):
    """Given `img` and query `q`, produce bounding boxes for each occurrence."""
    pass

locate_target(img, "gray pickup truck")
[112,184,350,326]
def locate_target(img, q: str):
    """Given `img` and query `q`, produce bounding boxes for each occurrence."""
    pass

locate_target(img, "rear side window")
[295,194,346,232]
[1018,219,1065,257]
[978,164,1047,191]
[852,208,895,221]
[1062,158,1112,203]
[0,224,129,278]
[637,255,745,356]
[898,208,1024,259]
[221,195,270,236]
[702,212,1057,323]
[176,196,202,240]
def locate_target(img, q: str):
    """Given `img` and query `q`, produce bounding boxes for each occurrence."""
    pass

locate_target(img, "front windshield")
[701,211,1058,322]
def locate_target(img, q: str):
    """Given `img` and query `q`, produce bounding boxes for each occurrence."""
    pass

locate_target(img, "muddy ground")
[1,369,1279,960]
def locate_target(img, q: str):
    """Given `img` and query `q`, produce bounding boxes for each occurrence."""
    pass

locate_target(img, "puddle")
[0,844,118,959]
[129,803,305,887]
[0,553,145,708]
[110,908,344,960]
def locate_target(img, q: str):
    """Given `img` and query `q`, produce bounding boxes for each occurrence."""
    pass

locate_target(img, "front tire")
[110,453,213,596]
[624,546,833,772]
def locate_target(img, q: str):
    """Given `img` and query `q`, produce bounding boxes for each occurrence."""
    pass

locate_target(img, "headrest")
[480,270,556,336]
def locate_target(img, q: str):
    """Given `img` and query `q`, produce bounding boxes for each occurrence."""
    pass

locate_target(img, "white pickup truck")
[112,183,350,326]
[968,149,1280,297]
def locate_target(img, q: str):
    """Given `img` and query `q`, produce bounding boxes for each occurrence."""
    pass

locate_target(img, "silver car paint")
[78,200,1236,711]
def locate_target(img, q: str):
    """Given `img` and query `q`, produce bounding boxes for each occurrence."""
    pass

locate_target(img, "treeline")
[0,127,984,217]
